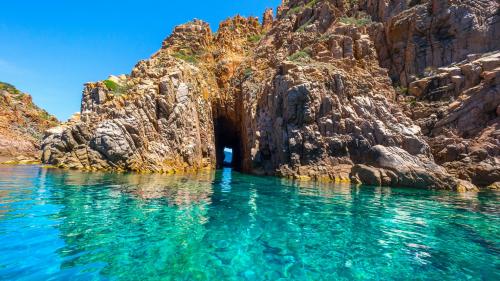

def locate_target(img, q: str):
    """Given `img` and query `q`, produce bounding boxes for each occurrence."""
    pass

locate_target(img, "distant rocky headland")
[33,0,499,191]
[0,82,59,163]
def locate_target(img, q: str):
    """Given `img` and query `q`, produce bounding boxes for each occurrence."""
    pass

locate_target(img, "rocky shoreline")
[39,0,499,191]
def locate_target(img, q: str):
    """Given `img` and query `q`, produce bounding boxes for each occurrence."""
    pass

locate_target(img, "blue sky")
[0,0,281,120]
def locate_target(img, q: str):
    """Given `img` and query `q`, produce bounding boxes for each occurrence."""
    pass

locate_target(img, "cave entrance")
[215,117,242,170]
[223,148,233,167]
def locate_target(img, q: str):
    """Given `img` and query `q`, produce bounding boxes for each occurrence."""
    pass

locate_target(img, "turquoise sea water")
[0,165,498,281]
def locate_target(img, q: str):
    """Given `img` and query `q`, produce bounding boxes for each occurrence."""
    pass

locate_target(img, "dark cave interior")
[214,117,242,170]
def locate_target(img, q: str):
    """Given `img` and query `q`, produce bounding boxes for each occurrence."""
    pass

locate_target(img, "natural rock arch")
[214,116,243,170]
[41,0,500,190]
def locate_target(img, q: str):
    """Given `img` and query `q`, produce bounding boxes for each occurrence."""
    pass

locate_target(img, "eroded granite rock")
[362,0,500,87]
[350,145,475,190]
[402,52,500,186]
[42,0,493,190]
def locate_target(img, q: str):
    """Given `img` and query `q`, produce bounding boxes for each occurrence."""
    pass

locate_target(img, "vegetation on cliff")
[0,82,59,161]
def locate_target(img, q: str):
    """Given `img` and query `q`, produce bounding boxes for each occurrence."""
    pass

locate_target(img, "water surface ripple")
[0,166,498,280]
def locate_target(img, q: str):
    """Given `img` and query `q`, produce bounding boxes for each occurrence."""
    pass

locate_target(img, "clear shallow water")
[0,166,499,281]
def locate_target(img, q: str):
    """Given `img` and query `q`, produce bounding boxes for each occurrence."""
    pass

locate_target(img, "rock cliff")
[42,0,499,190]
[403,51,500,187]
[359,0,500,187]
[0,82,59,162]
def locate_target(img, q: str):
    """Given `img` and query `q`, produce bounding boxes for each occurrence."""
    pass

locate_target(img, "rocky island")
[1,2,500,279]
[40,0,499,191]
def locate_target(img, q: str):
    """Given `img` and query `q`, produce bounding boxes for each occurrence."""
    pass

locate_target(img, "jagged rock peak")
[162,19,213,52]
[262,8,275,30]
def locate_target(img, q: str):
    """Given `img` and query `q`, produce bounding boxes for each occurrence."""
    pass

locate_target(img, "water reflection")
[46,168,215,206]
[220,168,232,193]
[0,165,47,218]
[43,169,216,279]
[0,166,498,280]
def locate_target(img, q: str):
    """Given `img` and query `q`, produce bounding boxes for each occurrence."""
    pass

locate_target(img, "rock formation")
[403,51,500,187]
[0,82,59,162]
[42,0,500,190]
[359,0,500,187]
[362,0,500,87]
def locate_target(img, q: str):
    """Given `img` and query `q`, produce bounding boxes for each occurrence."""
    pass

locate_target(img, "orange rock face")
[0,82,59,161]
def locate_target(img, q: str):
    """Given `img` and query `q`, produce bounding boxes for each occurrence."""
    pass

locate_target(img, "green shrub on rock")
[0,82,21,95]
[339,15,372,27]
[172,50,198,64]
[288,50,311,61]
[248,34,262,43]
[103,80,128,96]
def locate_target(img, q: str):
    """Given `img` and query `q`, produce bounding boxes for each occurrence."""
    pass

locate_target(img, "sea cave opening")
[215,117,242,170]
[223,148,233,167]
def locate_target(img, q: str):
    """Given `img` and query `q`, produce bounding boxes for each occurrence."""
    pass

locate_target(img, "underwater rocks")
[42,0,499,190]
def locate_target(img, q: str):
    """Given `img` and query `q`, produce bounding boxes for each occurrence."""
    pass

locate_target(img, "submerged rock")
[42,0,499,190]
